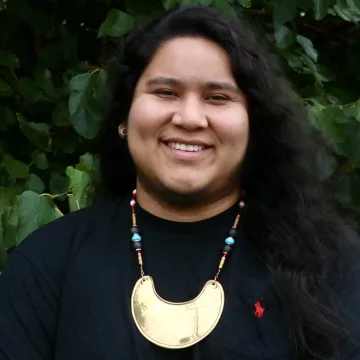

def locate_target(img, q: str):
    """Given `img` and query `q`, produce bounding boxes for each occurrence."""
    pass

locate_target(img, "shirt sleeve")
[346,349,360,360]
[0,251,59,360]
[338,246,360,360]
[0,213,76,360]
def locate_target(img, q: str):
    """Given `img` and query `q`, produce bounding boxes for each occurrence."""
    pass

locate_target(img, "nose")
[171,95,208,130]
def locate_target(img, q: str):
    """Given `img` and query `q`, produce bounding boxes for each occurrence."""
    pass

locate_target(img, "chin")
[165,180,205,194]
[160,182,211,205]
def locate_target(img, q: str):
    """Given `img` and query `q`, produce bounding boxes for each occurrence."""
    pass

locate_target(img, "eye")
[155,89,177,98]
[207,94,229,102]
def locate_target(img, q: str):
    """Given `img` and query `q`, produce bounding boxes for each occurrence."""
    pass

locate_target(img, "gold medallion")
[131,276,225,349]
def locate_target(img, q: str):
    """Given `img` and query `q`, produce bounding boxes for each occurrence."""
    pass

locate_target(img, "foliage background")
[1,0,360,270]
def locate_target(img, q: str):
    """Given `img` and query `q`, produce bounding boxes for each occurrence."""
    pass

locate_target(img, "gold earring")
[120,127,127,138]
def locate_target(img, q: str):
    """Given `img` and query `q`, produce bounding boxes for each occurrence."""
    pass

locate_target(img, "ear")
[118,122,127,138]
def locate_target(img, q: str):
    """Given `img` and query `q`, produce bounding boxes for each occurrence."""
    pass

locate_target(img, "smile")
[166,142,209,152]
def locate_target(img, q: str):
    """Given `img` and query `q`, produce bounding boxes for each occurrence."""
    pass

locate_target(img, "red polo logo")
[254,298,266,319]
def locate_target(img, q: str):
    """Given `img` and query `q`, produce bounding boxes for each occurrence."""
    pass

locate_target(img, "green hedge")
[1,0,360,270]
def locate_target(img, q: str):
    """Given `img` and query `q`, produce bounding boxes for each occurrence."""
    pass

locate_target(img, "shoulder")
[18,195,128,248]
[7,195,130,283]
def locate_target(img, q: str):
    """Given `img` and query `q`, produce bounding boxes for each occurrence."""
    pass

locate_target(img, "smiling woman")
[1,5,360,360]
[122,36,249,218]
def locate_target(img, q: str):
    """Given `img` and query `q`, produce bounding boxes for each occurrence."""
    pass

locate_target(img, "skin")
[119,37,249,221]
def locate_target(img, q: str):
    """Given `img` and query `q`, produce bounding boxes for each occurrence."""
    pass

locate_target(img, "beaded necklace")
[129,189,245,349]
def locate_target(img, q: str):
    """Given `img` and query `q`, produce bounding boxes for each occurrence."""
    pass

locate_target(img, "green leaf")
[68,73,105,138]
[0,50,20,68]
[15,191,62,244]
[335,171,360,213]
[0,188,7,270]
[4,154,29,179]
[69,107,102,139]
[347,0,360,15]
[313,0,331,20]
[238,0,252,8]
[0,187,4,216]
[17,77,42,103]
[335,120,360,167]
[98,9,135,38]
[274,26,296,49]
[2,206,17,252]
[68,73,95,115]
[300,56,333,85]
[297,35,318,62]
[4,183,25,206]
[18,114,52,150]
[0,78,13,97]
[163,0,178,9]
[6,200,19,228]
[93,69,111,115]
[34,68,58,101]
[25,174,45,194]
[308,106,346,141]
[31,151,49,170]
[273,0,297,27]
[354,101,360,121]
[1,185,24,252]
[0,187,4,238]
[75,153,101,185]
[65,167,95,211]
[333,4,359,22]
[49,173,70,196]
[52,103,70,127]
[180,0,213,5]
[316,148,337,180]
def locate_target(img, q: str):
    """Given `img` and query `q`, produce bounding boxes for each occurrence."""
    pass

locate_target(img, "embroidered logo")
[254,298,266,319]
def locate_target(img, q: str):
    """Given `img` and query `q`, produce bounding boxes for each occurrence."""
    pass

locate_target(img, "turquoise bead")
[132,234,142,242]
[225,237,235,245]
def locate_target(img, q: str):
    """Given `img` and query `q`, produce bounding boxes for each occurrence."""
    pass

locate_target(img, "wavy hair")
[98,5,357,359]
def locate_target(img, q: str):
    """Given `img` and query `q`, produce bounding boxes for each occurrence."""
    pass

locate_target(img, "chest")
[54,236,295,360]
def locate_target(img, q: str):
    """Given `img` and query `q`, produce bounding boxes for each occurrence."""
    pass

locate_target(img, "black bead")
[131,226,139,234]
[223,244,232,253]
[133,241,142,250]
[228,227,237,238]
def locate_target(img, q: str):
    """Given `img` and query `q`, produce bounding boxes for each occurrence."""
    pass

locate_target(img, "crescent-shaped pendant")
[131,276,225,349]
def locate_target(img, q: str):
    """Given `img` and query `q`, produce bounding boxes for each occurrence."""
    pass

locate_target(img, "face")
[123,37,249,204]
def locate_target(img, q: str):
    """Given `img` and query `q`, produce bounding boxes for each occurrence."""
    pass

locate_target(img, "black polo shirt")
[0,196,359,359]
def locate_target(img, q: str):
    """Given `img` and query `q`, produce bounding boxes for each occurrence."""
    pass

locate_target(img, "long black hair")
[99,5,358,359]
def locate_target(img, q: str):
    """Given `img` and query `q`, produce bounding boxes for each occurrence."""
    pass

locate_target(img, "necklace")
[130,190,245,349]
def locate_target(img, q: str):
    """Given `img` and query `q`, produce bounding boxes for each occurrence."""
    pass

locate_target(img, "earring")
[120,127,127,138]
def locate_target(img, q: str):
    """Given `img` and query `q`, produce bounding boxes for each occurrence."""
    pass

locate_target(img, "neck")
[135,182,241,222]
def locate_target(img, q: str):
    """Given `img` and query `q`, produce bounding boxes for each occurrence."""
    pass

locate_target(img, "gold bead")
[219,255,226,270]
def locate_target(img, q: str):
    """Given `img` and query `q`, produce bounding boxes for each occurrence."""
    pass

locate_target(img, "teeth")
[167,142,206,152]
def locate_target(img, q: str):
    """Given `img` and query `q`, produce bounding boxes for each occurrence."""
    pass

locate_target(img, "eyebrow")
[146,76,241,94]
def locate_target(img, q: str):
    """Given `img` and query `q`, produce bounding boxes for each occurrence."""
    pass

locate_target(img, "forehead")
[140,37,234,83]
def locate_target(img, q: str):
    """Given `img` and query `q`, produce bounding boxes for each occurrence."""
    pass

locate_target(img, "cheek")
[216,108,249,148]
[127,95,171,137]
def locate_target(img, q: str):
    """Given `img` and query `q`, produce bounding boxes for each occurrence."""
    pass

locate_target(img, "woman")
[0,5,359,360]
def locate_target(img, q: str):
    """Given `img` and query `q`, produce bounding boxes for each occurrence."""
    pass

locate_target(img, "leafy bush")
[1,0,360,270]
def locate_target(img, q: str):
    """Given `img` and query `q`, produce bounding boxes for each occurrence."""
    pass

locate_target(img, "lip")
[161,138,212,148]
[161,142,211,160]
